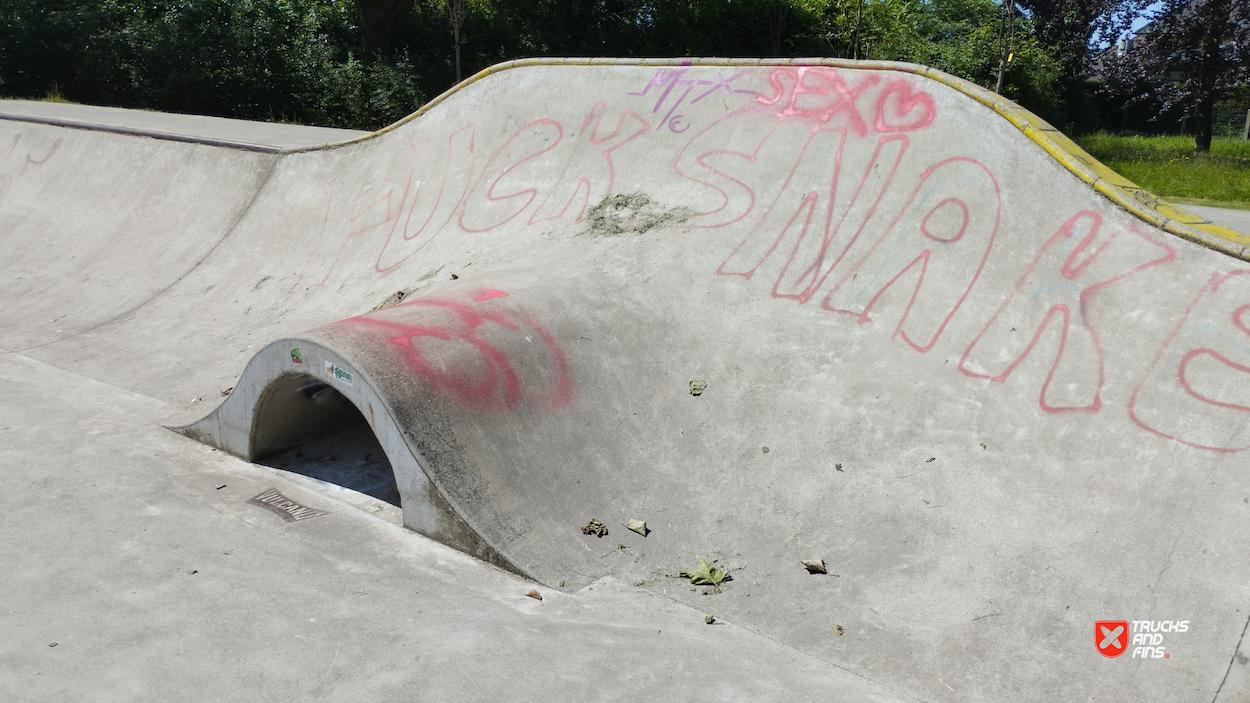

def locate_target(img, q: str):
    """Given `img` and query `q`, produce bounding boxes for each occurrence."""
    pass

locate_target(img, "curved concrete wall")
[8,59,1250,701]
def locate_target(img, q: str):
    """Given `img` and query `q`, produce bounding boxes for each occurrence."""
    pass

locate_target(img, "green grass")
[1074,133,1250,204]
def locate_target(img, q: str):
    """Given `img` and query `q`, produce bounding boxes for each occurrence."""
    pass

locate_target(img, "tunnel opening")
[250,373,400,506]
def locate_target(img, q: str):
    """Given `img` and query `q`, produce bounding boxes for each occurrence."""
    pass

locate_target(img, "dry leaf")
[525,590,542,601]
[800,558,827,574]
[581,518,608,537]
[626,518,649,536]
[832,625,844,636]
[704,614,715,624]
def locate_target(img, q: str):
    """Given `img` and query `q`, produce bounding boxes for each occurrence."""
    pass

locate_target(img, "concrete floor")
[0,351,901,702]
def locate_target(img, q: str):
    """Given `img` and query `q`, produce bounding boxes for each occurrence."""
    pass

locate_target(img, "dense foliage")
[0,0,1234,139]
[0,0,424,128]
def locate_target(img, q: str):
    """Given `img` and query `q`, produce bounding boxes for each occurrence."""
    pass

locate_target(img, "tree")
[353,0,415,58]
[1016,0,1151,74]
[445,0,466,82]
[1101,0,1250,151]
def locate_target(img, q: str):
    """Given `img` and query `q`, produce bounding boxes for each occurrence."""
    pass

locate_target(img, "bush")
[0,0,425,130]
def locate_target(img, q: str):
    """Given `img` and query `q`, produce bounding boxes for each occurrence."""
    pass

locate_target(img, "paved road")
[4,61,1250,701]
[1185,203,1250,237]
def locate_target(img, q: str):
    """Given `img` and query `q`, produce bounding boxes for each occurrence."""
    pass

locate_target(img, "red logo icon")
[1096,621,1129,657]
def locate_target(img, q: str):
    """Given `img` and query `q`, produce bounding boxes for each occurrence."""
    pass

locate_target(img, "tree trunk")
[1193,0,1230,152]
[354,0,414,60]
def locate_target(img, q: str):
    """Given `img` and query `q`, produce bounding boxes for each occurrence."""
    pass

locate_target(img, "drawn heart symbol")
[874,79,937,133]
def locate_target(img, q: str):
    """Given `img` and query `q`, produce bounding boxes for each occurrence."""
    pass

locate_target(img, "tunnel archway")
[248,372,400,506]
[173,338,525,577]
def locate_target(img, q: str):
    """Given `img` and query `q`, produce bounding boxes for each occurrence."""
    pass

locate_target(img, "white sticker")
[324,360,354,387]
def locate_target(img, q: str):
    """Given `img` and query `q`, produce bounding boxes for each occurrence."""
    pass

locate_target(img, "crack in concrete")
[1213,613,1250,703]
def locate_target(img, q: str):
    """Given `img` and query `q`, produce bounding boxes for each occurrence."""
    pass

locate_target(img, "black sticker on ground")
[247,488,328,522]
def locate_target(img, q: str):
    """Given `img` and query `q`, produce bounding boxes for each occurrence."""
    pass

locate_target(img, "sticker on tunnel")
[290,347,303,364]
[247,488,327,522]
[324,360,353,387]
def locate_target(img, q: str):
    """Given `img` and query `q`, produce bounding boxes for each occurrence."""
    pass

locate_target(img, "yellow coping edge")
[291,57,1248,260]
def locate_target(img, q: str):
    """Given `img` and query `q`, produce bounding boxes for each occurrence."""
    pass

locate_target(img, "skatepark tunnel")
[249,373,400,507]
[170,338,520,574]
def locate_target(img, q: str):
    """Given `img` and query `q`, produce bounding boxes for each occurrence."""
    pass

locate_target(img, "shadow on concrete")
[253,377,400,506]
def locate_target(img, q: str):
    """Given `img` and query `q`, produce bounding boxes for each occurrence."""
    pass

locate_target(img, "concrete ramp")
[6,59,1250,701]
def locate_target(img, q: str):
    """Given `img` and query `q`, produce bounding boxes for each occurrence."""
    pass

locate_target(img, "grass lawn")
[1074,134,1250,205]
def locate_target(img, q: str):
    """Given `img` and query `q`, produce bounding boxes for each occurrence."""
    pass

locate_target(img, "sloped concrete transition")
[6,58,1250,701]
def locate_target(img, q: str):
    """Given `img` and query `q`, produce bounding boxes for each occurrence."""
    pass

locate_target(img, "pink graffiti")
[818,157,1000,353]
[960,212,1175,412]
[755,68,935,137]
[280,66,1250,453]
[714,138,999,354]
[292,100,650,289]
[1130,270,1250,452]
[338,290,574,412]
[874,79,938,133]
[290,124,479,291]
[525,101,650,225]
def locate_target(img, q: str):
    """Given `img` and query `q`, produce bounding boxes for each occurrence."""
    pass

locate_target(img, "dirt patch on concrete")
[583,193,695,236]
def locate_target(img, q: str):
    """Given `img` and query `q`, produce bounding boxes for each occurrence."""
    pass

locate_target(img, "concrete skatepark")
[4,57,1250,701]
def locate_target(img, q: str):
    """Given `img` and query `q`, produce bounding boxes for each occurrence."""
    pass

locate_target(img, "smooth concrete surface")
[0,352,897,701]
[0,99,367,151]
[1186,204,1250,237]
[5,60,1250,701]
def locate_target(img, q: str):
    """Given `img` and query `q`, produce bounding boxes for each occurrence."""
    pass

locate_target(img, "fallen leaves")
[624,518,649,536]
[799,558,827,574]
[525,590,542,601]
[581,518,609,537]
[689,379,707,396]
[681,558,731,587]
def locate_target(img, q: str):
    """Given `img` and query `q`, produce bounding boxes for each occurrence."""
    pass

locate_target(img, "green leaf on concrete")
[681,558,730,586]
[626,518,649,536]
[689,380,707,396]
